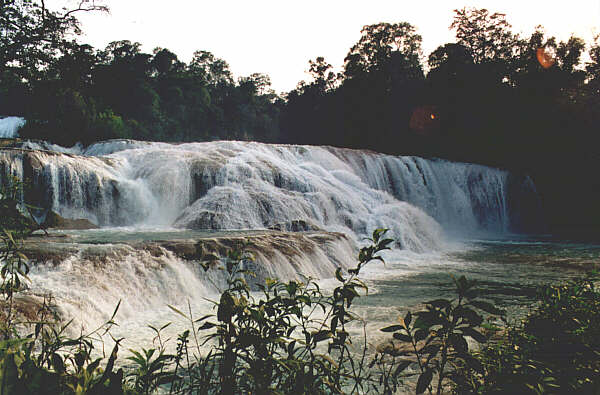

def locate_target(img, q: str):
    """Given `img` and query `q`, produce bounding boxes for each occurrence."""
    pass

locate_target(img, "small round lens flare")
[409,106,439,136]
[536,47,555,69]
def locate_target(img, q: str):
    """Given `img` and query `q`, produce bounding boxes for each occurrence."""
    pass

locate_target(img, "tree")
[555,36,586,88]
[238,73,273,96]
[188,50,233,86]
[510,27,586,92]
[343,22,423,80]
[308,56,338,93]
[0,0,107,80]
[587,36,600,82]
[93,41,158,122]
[450,8,517,65]
[50,41,98,89]
[428,43,473,75]
[151,47,184,77]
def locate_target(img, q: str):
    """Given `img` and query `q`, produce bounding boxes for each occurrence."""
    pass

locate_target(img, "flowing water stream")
[0,138,593,354]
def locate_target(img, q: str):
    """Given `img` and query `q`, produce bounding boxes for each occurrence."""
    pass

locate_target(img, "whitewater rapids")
[0,139,540,341]
[0,116,25,138]
[1,139,538,251]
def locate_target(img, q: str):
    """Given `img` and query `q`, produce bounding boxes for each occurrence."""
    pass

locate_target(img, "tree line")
[2,1,600,231]
[1,1,282,145]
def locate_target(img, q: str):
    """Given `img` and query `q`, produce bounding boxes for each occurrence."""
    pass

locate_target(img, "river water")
[0,138,594,356]
[22,229,600,353]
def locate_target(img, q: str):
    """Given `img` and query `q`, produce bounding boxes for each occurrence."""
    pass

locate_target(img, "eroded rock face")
[42,211,99,230]
[20,230,358,332]
[23,230,356,283]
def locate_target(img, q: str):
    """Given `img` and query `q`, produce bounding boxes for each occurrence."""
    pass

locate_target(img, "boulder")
[268,219,322,232]
[43,211,98,230]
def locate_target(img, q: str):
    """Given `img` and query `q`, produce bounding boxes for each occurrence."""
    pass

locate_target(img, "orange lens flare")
[536,47,555,69]
[409,106,439,136]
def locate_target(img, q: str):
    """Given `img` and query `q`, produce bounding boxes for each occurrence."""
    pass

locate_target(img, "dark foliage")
[454,272,600,394]
[0,183,597,394]
[281,11,600,233]
[3,3,600,229]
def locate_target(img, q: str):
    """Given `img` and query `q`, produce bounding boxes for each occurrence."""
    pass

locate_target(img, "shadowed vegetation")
[2,3,599,232]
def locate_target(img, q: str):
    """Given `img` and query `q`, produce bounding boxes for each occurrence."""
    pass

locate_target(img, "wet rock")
[268,219,322,232]
[22,230,355,286]
[43,211,98,230]
[177,211,228,230]
[0,295,49,322]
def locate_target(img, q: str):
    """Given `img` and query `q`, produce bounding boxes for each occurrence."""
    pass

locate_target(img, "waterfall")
[0,117,25,138]
[25,232,356,335]
[0,139,542,342]
[0,140,539,252]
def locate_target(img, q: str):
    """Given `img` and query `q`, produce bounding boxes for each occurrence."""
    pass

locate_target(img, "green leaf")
[372,228,387,242]
[414,329,429,342]
[393,332,412,342]
[74,351,86,369]
[331,316,338,333]
[455,306,483,326]
[167,305,188,319]
[51,353,65,373]
[414,311,443,329]
[312,330,332,343]
[110,300,121,321]
[393,360,412,377]
[217,291,235,322]
[194,314,213,323]
[197,322,216,331]
[468,300,505,315]
[381,325,404,333]
[462,327,487,343]
[335,267,345,282]
[86,358,101,374]
[287,341,296,356]
[404,311,412,327]
[449,333,468,354]
[416,369,433,394]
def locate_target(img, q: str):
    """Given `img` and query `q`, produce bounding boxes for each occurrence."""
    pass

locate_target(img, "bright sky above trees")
[68,0,599,92]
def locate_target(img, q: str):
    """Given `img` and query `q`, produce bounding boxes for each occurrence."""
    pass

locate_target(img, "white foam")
[0,140,528,254]
[0,116,25,138]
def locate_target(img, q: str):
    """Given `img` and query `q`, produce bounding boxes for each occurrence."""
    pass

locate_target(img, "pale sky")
[67,0,600,92]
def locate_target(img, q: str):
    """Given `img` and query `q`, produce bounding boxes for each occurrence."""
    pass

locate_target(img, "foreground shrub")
[0,184,597,394]
[455,272,600,394]
[376,276,505,395]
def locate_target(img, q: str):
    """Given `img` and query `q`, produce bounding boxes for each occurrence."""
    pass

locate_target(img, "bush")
[0,181,597,394]
[455,272,600,394]
[376,276,505,395]
[89,110,132,142]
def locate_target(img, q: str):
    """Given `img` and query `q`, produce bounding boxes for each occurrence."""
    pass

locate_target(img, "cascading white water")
[0,139,541,348]
[0,140,533,251]
[333,150,512,234]
[0,116,25,138]
[27,246,219,334]
[24,232,357,341]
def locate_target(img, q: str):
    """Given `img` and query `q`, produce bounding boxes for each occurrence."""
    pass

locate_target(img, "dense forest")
[1,1,600,232]
[2,3,600,394]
